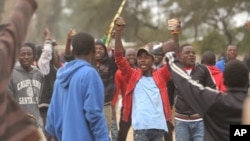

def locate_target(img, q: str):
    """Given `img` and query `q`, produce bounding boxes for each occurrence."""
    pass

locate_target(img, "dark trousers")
[134,129,165,141]
[117,107,131,141]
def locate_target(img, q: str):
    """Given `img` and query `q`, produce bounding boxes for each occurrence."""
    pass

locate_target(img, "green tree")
[27,0,62,43]
[162,0,250,46]
[63,0,173,46]
[2,0,249,52]
[194,31,227,54]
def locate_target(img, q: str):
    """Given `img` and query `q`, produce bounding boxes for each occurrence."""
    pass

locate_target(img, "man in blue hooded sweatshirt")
[45,32,109,141]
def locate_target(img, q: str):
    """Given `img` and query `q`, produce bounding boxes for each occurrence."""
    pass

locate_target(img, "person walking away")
[63,29,117,139]
[45,32,109,141]
[201,51,226,92]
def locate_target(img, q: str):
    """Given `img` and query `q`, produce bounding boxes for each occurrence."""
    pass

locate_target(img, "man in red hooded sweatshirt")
[201,51,226,92]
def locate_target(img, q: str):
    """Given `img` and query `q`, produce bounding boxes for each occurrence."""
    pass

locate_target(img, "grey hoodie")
[8,65,44,128]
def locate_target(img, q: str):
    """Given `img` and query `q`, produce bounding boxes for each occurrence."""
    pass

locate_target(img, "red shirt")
[207,65,226,92]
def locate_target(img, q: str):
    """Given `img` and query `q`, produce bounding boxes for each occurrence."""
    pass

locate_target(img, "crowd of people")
[1,0,250,141]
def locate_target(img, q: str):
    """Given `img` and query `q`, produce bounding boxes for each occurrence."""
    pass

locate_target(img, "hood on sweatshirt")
[56,59,91,88]
[14,64,40,74]
[95,41,109,63]
[207,65,222,75]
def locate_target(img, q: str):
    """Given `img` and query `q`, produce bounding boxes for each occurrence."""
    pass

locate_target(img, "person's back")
[166,52,249,141]
[201,51,226,92]
[62,30,116,136]
[195,60,247,140]
[45,32,109,141]
[49,60,106,140]
[204,89,246,140]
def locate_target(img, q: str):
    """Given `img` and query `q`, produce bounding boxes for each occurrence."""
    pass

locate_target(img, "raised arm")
[64,29,76,56]
[0,0,37,93]
[64,29,76,62]
[165,52,220,117]
[114,17,125,52]
[162,18,181,54]
[0,0,40,140]
[170,18,181,49]
[38,28,53,75]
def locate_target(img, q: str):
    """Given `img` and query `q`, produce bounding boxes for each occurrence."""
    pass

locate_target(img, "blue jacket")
[45,59,109,141]
[215,59,225,72]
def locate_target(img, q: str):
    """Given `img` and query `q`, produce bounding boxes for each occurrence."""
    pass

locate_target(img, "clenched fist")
[167,18,181,34]
[115,17,126,26]
[67,29,76,40]
[114,17,126,31]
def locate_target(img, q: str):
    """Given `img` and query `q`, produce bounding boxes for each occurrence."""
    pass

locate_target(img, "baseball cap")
[137,41,163,57]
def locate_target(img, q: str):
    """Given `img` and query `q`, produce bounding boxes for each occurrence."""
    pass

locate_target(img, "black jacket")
[95,49,117,103]
[173,62,216,115]
[39,64,57,107]
[167,52,248,141]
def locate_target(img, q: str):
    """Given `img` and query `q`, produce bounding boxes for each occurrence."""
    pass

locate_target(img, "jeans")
[175,119,204,141]
[111,117,118,141]
[117,107,131,141]
[134,129,165,141]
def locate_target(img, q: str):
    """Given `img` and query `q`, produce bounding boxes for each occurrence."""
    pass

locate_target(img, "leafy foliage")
[1,0,250,54]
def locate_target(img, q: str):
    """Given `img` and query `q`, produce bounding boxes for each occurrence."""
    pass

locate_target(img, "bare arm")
[64,29,76,56]
[38,29,53,75]
[114,17,125,52]
[172,29,180,54]
[165,52,220,117]
[162,18,181,54]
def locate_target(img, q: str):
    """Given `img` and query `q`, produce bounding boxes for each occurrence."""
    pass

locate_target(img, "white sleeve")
[38,40,53,75]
